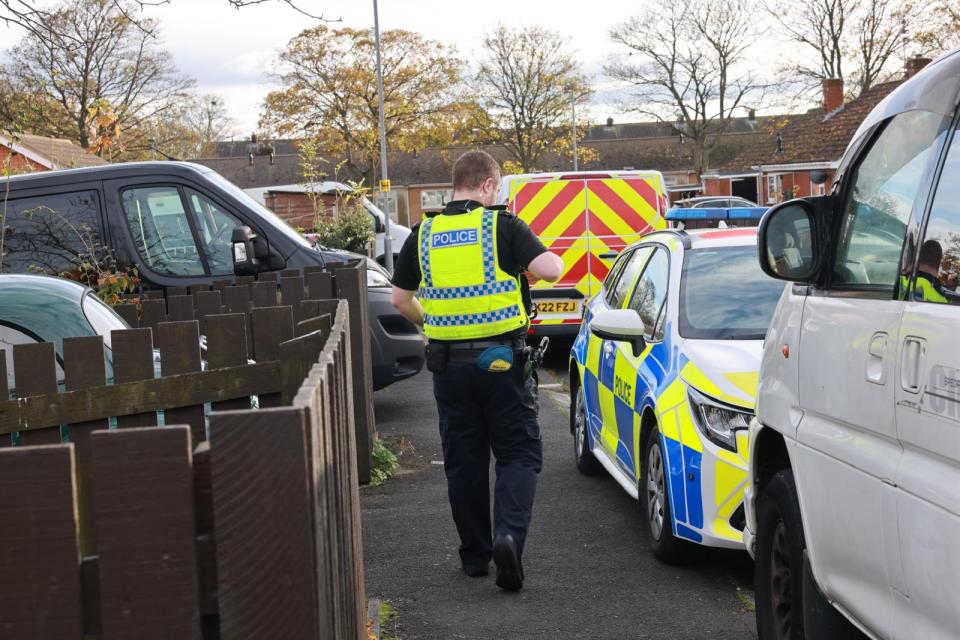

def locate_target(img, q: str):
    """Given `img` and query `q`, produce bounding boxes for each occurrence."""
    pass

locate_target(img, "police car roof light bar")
[665,206,768,222]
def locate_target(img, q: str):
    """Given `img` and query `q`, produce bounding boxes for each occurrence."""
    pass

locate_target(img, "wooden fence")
[0,300,367,639]
[110,260,376,484]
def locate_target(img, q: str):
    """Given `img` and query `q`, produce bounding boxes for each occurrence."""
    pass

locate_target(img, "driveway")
[362,357,757,640]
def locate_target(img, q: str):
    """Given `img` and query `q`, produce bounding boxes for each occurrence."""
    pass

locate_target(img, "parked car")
[568,222,785,562]
[243,181,411,268]
[0,162,422,390]
[748,47,960,640]
[0,274,131,394]
[500,170,669,337]
[673,196,758,209]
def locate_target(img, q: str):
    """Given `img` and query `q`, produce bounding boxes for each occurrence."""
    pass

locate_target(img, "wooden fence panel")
[167,295,195,322]
[14,341,61,445]
[0,444,82,639]
[63,335,108,556]
[91,427,202,640]
[158,321,206,445]
[140,299,167,335]
[334,263,375,483]
[281,276,305,322]
[296,314,332,340]
[192,443,218,619]
[0,351,9,447]
[222,286,253,355]
[305,270,333,301]
[194,290,223,333]
[112,328,157,428]
[208,407,319,640]
[250,281,277,308]
[167,286,188,297]
[206,314,252,413]
[279,330,326,406]
[116,303,139,327]
[251,306,294,408]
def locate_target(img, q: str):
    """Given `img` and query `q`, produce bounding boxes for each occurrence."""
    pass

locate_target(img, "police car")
[568,210,784,562]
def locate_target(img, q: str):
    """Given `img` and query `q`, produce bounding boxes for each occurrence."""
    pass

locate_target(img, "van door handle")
[866,332,887,385]
[599,251,619,260]
[901,336,926,393]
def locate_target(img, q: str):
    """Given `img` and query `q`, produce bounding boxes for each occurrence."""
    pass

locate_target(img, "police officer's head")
[919,239,943,277]
[452,150,502,207]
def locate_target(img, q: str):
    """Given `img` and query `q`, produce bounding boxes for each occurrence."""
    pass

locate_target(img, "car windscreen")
[679,245,785,340]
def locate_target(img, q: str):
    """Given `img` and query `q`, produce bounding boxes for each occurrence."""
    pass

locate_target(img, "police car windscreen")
[679,246,784,340]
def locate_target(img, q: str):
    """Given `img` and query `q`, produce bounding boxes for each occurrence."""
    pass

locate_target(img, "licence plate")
[535,300,580,315]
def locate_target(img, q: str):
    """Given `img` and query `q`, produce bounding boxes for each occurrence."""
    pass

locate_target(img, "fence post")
[0,444,83,639]
[209,407,319,639]
[333,263,376,483]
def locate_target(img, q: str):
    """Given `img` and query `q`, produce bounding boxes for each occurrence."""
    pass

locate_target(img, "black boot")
[492,534,523,591]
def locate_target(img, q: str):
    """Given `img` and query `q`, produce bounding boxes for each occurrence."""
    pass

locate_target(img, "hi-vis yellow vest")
[417,207,528,340]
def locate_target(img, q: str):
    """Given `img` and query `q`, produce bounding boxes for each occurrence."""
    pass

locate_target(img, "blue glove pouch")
[475,345,514,373]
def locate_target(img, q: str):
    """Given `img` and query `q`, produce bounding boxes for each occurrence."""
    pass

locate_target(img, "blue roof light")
[665,206,768,222]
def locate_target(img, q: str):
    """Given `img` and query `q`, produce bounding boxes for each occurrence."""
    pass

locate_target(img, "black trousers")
[433,360,543,567]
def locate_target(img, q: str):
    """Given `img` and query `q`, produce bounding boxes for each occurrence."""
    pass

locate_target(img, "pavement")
[362,343,757,640]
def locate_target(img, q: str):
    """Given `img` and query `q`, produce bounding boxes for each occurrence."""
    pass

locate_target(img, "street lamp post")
[571,98,579,172]
[373,0,393,272]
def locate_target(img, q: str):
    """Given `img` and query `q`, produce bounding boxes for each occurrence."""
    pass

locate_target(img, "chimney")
[905,56,932,79]
[823,78,844,113]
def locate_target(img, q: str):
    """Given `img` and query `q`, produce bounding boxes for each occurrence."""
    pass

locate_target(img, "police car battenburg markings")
[432,229,479,249]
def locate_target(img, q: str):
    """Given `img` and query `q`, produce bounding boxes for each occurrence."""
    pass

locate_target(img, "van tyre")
[572,382,602,476]
[755,469,805,640]
[641,423,696,564]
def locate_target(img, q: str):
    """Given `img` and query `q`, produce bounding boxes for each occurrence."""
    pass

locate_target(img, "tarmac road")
[362,343,757,640]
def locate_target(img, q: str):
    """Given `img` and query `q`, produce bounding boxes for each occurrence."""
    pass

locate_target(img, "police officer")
[390,150,563,591]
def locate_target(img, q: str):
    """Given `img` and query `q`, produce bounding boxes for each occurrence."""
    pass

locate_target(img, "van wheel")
[755,469,805,640]
[641,424,696,564]
[572,382,602,476]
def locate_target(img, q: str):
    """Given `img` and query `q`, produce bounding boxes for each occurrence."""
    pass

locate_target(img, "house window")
[421,189,453,211]
[766,174,783,204]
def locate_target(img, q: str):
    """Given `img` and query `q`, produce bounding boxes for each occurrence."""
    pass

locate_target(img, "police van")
[747,47,960,640]
[500,171,668,336]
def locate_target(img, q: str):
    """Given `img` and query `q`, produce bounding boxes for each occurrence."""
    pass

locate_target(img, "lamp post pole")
[373,0,393,271]
[571,97,579,171]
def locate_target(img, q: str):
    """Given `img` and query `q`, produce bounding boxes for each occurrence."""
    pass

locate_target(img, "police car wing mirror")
[232,225,269,276]
[757,200,825,284]
[590,309,647,357]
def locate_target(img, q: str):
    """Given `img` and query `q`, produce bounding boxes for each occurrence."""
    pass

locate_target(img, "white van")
[747,47,960,639]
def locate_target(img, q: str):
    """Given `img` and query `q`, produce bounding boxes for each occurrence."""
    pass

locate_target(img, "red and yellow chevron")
[509,174,667,327]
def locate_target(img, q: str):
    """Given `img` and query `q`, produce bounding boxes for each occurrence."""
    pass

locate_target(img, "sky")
[0,0,790,138]
[136,0,644,136]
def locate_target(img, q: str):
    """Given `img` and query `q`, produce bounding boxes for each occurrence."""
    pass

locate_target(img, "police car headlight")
[687,387,751,452]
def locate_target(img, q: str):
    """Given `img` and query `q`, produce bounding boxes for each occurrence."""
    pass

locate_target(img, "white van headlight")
[687,387,751,452]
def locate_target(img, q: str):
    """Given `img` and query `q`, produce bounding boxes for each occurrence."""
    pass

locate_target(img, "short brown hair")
[452,150,501,190]
[920,239,943,267]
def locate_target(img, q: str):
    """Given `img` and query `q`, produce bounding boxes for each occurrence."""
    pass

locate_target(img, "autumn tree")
[915,0,960,54]
[0,0,193,155]
[132,94,238,160]
[608,0,767,174]
[259,25,471,186]
[473,25,592,174]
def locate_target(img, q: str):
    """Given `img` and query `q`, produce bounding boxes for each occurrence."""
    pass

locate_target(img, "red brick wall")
[263,192,340,230]
[0,146,46,174]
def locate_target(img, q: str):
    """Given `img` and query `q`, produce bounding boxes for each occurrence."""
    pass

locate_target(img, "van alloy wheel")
[770,519,792,639]
[575,390,586,458]
[646,442,665,541]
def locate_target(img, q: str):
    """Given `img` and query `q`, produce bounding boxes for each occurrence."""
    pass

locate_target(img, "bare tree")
[608,0,767,174]
[0,0,193,152]
[764,0,918,96]
[474,25,592,173]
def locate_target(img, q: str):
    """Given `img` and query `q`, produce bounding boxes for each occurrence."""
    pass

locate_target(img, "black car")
[0,161,423,390]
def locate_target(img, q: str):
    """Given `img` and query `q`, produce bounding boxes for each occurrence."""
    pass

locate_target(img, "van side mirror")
[758,199,829,283]
[590,309,647,357]
[232,225,269,275]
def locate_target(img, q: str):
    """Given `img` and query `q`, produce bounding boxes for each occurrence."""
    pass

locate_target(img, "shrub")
[312,203,374,254]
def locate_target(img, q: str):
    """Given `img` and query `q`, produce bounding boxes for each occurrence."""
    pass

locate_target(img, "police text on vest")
[431,228,479,249]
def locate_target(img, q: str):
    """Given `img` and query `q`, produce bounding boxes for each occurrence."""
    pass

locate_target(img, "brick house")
[703,57,933,205]
[0,133,107,172]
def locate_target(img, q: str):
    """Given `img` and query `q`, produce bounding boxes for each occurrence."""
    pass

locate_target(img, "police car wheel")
[641,424,695,564]
[754,469,805,640]
[572,382,602,476]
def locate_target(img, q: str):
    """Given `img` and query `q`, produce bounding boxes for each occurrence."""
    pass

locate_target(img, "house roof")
[1,133,108,169]
[709,81,903,175]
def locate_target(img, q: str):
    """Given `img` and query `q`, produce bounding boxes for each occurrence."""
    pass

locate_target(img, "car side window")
[832,110,950,290]
[121,186,204,276]
[910,127,960,305]
[605,246,652,309]
[627,247,669,341]
[1,190,101,275]
[186,189,243,276]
